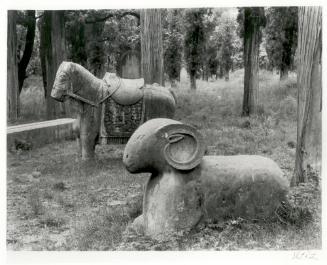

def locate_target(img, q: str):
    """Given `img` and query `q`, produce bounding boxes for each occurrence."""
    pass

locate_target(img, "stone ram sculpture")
[123,118,290,239]
[51,62,176,160]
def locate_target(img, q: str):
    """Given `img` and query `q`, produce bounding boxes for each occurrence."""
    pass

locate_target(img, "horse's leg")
[79,104,97,160]
[73,113,82,156]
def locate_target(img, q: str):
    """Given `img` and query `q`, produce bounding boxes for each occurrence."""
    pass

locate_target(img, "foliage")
[65,11,88,66]
[163,9,184,84]
[237,7,266,40]
[16,23,27,60]
[211,12,240,78]
[26,26,41,76]
[65,10,140,76]
[16,10,39,85]
[236,7,267,72]
[103,11,140,74]
[183,9,207,87]
[264,7,298,76]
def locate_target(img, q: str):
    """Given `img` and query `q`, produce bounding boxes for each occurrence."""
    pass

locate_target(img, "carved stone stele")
[123,118,290,239]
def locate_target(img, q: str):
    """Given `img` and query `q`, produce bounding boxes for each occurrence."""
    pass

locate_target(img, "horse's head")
[51,61,107,105]
[51,61,74,102]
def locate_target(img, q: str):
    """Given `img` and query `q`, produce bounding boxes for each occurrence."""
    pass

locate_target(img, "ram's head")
[123,118,206,174]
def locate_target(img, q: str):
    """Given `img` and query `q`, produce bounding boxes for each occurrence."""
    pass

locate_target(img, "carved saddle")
[99,73,175,144]
[103,73,144,106]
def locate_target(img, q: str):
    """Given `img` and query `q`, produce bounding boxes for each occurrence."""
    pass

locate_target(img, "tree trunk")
[7,10,19,121]
[190,73,196,90]
[280,51,289,80]
[218,66,224,79]
[18,10,36,93]
[224,70,230,81]
[279,67,288,80]
[242,8,263,116]
[204,66,209,81]
[170,79,177,88]
[292,7,322,186]
[85,21,105,78]
[140,9,164,86]
[40,11,68,119]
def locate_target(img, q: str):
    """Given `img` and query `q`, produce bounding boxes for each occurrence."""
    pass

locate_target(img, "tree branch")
[35,14,44,20]
[18,10,36,93]
[84,10,140,24]
[120,11,140,20]
[85,13,115,24]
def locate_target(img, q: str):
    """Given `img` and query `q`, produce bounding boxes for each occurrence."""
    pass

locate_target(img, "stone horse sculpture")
[123,118,289,239]
[51,62,176,160]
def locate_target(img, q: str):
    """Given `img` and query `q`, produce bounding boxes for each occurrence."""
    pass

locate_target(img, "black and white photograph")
[3,0,324,261]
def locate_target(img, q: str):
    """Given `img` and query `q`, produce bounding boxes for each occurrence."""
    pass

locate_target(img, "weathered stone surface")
[7,119,75,151]
[123,118,290,239]
[199,155,288,221]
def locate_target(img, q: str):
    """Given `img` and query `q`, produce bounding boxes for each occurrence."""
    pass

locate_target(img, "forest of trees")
[7,7,322,186]
[6,8,304,118]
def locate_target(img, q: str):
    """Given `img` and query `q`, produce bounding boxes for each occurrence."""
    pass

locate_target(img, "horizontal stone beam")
[7,118,76,151]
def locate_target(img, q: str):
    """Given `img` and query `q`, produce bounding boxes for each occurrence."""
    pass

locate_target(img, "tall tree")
[214,15,238,80]
[238,7,265,116]
[18,10,36,93]
[265,7,298,79]
[39,11,67,119]
[140,9,164,85]
[183,9,206,89]
[7,10,19,121]
[163,9,183,87]
[65,11,88,67]
[199,10,216,81]
[292,7,322,186]
[85,11,106,77]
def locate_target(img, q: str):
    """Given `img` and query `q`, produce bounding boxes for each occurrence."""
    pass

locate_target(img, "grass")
[7,70,321,250]
[15,75,46,125]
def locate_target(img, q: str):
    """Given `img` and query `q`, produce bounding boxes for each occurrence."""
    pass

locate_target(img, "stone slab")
[7,118,76,150]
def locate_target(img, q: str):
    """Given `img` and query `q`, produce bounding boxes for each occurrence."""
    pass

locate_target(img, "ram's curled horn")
[155,123,205,170]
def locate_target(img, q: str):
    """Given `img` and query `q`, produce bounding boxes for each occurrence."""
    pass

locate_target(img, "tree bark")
[292,7,322,186]
[140,9,164,86]
[218,65,224,79]
[279,66,288,80]
[280,44,290,80]
[7,10,19,121]
[224,70,230,81]
[18,10,36,93]
[40,11,68,119]
[242,8,263,116]
[85,20,105,78]
[190,73,196,90]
